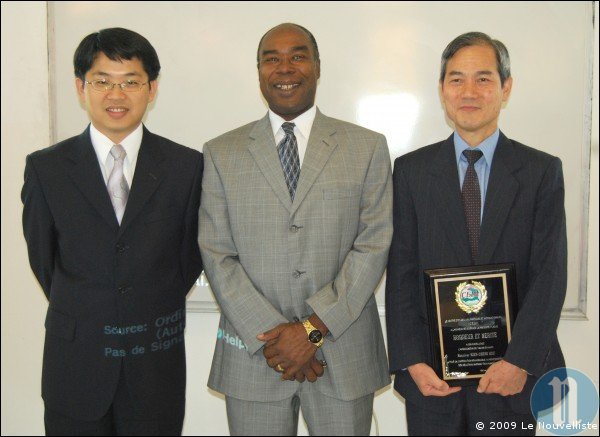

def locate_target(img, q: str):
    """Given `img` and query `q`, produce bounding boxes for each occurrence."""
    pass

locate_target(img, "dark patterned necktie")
[461,149,483,263]
[277,122,300,200]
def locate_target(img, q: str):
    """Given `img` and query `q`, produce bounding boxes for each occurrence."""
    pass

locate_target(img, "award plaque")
[424,264,517,386]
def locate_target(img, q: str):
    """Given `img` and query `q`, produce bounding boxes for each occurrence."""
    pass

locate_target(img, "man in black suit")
[386,32,567,435]
[22,28,203,435]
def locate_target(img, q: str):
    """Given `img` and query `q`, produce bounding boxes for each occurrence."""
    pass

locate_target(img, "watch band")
[302,319,324,348]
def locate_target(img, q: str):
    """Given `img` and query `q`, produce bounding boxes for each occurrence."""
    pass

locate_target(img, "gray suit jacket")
[199,109,392,402]
[386,132,567,414]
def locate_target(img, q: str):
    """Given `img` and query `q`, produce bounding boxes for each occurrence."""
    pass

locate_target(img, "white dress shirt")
[268,105,317,167]
[89,122,143,188]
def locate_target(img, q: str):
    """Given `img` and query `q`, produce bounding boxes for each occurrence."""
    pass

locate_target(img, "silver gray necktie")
[107,144,129,224]
[277,122,301,200]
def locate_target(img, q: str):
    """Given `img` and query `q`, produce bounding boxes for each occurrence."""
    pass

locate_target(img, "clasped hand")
[257,322,324,382]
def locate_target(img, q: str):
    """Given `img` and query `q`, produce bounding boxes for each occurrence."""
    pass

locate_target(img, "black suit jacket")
[22,126,203,421]
[385,132,566,413]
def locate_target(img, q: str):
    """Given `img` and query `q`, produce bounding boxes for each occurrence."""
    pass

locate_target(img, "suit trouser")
[44,361,184,436]
[406,385,536,436]
[225,381,374,436]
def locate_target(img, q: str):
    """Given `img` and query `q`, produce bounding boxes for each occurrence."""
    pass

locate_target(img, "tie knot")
[282,122,295,136]
[463,149,483,165]
[110,144,126,161]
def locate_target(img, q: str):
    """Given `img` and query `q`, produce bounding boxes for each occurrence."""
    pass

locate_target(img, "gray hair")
[440,32,511,86]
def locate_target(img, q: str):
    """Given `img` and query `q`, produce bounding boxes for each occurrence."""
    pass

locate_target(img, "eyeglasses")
[85,79,149,92]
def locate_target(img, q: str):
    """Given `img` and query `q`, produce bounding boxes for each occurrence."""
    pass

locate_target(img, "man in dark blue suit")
[22,28,203,435]
[386,32,567,435]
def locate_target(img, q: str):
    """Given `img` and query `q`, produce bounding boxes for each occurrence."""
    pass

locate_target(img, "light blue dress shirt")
[454,129,500,222]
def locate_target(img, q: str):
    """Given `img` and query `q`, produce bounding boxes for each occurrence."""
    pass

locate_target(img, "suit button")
[118,286,132,294]
[289,225,303,232]
[116,244,129,253]
[292,270,305,279]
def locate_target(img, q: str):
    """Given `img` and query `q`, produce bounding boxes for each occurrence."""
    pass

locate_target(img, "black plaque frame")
[424,264,517,386]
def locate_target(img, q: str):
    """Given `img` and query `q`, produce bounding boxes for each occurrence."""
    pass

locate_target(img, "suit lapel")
[291,109,338,215]
[247,114,293,213]
[65,127,119,230]
[429,135,471,265]
[118,127,166,236]
[478,132,520,264]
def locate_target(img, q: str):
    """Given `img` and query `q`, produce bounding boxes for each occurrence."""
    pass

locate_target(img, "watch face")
[308,330,323,343]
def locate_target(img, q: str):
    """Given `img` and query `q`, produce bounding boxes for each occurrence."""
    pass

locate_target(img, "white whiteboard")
[49,1,594,318]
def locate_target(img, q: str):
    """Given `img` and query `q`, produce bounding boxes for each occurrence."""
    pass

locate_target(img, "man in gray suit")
[386,32,567,435]
[199,23,392,435]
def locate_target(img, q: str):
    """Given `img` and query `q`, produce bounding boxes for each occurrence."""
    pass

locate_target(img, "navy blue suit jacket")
[386,132,566,413]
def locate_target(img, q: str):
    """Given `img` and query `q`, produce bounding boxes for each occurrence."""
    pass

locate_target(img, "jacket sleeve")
[385,156,429,372]
[305,135,393,340]
[21,154,56,299]
[181,152,204,293]
[198,144,288,355]
[503,157,567,376]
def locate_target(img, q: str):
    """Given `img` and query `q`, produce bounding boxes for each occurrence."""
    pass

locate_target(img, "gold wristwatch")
[302,319,324,348]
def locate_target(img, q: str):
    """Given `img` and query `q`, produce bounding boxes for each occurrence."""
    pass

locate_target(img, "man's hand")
[257,322,316,380]
[292,357,325,383]
[408,363,462,397]
[478,360,527,396]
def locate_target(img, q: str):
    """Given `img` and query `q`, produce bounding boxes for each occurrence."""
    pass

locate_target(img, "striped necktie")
[277,122,301,200]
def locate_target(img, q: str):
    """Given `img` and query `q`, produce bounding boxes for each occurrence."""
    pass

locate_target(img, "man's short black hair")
[74,27,161,81]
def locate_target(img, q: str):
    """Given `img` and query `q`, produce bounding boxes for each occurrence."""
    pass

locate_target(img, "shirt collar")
[268,105,317,142]
[89,122,143,165]
[453,129,499,167]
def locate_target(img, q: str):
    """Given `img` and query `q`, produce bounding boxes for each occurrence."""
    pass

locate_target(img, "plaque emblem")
[455,281,488,314]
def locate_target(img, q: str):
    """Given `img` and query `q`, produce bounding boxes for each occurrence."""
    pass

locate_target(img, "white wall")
[49,1,593,315]
[1,2,598,435]
[1,2,50,436]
